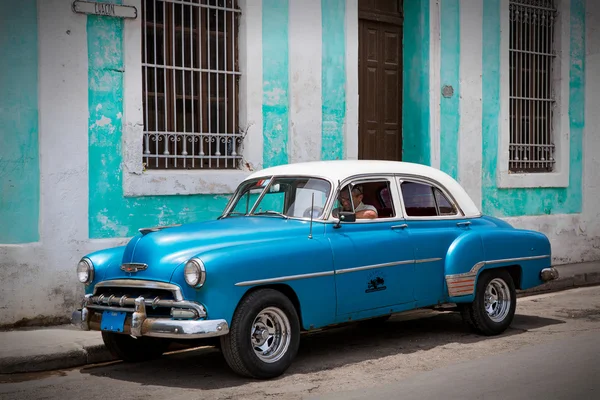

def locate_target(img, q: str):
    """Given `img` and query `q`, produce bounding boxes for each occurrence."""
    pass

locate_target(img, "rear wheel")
[220,289,300,379]
[101,331,170,362]
[461,269,516,336]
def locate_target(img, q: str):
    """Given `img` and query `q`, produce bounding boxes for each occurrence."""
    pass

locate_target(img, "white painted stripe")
[289,0,322,163]
[429,0,441,169]
[458,0,483,208]
[345,0,359,160]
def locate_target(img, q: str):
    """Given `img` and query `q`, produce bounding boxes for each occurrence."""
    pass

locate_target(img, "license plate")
[101,310,127,333]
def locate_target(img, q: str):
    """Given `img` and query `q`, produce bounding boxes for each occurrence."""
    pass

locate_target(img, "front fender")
[171,235,336,330]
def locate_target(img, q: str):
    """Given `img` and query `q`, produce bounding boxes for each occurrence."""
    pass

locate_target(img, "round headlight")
[77,258,94,284]
[184,258,206,287]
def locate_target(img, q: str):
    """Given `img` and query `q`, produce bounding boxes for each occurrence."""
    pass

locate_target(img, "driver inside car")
[334,184,378,220]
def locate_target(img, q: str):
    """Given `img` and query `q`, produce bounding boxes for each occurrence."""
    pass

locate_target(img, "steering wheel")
[303,206,324,218]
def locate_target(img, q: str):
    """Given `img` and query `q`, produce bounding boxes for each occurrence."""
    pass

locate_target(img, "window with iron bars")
[142,0,241,170]
[509,0,557,173]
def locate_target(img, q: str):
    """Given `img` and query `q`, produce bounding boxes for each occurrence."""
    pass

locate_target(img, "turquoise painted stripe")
[0,0,39,243]
[321,0,346,161]
[440,0,460,180]
[87,0,229,239]
[402,0,430,165]
[481,0,584,217]
[262,0,289,168]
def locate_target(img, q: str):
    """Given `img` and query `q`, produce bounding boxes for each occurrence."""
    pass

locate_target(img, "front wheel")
[220,289,300,379]
[461,269,516,336]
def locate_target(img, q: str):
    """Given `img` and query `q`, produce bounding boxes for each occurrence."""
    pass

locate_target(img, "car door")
[397,177,471,307]
[326,176,417,316]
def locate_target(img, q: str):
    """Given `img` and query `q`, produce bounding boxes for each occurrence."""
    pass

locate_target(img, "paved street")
[1,286,599,400]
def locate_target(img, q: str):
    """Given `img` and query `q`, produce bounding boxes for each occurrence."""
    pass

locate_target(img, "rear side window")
[401,181,458,217]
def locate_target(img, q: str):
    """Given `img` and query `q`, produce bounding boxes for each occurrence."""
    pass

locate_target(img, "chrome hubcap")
[250,306,291,363]
[484,278,511,323]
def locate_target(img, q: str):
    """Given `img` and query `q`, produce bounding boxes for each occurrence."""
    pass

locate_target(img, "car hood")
[101,216,313,281]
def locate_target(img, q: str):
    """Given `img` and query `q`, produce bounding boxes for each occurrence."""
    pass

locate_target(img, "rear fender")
[444,231,485,303]
[445,229,551,303]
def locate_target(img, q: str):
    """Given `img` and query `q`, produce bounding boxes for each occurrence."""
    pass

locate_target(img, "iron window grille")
[142,0,242,170]
[509,0,557,173]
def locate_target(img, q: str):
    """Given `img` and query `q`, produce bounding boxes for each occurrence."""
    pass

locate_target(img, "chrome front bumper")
[540,267,560,282]
[72,295,229,339]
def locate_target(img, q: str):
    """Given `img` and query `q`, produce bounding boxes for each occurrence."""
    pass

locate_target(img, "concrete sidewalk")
[1,261,599,375]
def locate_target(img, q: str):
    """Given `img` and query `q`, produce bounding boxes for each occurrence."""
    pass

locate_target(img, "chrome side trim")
[235,258,444,286]
[235,271,335,287]
[93,279,184,301]
[445,254,551,297]
[415,257,443,264]
[485,254,550,265]
[335,260,414,275]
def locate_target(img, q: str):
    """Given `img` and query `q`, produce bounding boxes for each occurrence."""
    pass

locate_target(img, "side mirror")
[338,211,356,223]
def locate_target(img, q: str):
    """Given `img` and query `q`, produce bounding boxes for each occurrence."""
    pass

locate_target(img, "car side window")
[333,180,396,219]
[434,188,458,215]
[400,181,458,217]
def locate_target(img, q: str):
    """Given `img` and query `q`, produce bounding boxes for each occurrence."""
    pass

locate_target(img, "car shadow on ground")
[81,310,565,390]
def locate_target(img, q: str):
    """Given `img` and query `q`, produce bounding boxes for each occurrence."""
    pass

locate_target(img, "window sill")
[123,169,251,197]
[497,169,569,189]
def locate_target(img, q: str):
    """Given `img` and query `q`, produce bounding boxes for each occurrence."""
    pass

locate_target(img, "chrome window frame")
[395,174,467,221]
[219,174,336,222]
[324,174,407,224]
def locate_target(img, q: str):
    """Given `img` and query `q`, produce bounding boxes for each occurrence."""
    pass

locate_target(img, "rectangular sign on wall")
[72,1,137,19]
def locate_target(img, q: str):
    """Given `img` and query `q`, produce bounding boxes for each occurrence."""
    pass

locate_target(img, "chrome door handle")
[456,221,471,227]
[391,224,408,229]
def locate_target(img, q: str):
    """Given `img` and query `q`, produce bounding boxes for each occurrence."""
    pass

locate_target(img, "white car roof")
[246,160,481,218]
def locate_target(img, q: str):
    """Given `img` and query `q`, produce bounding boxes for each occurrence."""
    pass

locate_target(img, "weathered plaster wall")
[289,0,322,163]
[439,0,460,180]
[481,0,584,218]
[0,0,127,327]
[403,0,431,165]
[0,0,40,244]
[321,0,346,160]
[88,0,231,240]
[477,0,596,264]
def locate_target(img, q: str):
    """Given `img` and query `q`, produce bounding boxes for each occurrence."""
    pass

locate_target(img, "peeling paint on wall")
[440,0,460,180]
[481,0,584,217]
[262,0,290,168]
[321,0,346,161]
[0,0,40,244]
[402,0,431,165]
[87,0,230,239]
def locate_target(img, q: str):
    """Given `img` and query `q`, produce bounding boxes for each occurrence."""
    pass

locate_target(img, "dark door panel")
[358,0,403,161]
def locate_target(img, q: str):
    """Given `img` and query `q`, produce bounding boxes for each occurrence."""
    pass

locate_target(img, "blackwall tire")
[465,269,517,336]
[220,289,300,379]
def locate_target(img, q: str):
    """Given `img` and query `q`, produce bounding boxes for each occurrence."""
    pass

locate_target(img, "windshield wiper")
[252,210,289,219]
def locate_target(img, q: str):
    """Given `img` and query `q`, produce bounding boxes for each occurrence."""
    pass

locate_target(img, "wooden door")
[358,0,403,161]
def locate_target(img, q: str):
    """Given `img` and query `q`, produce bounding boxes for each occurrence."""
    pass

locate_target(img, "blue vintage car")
[71,160,559,378]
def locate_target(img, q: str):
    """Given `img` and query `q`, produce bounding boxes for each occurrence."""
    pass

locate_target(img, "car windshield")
[222,176,332,220]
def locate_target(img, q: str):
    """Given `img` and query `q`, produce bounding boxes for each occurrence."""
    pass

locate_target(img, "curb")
[518,271,600,296]
[0,344,117,375]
